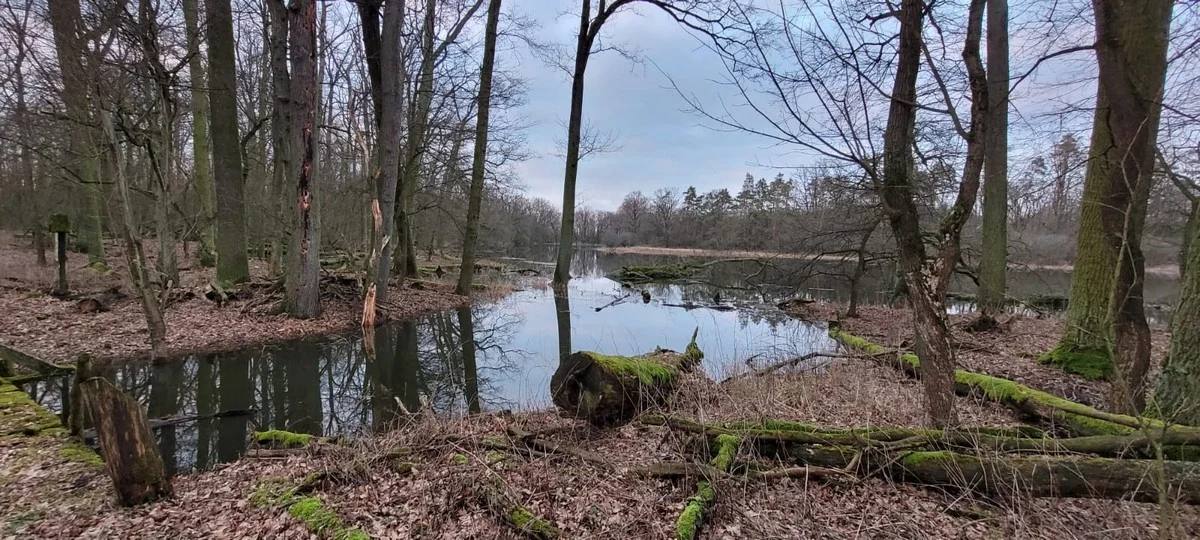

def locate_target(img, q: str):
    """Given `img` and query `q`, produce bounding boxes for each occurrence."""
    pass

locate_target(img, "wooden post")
[80,372,172,505]
[49,214,70,295]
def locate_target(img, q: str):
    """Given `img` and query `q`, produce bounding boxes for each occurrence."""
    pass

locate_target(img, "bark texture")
[182,0,216,267]
[1155,200,1200,425]
[206,0,251,284]
[81,376,173,505]
[284,0,321,318]
[366,0,406,308]
[977,0,1008,314]
[457,0,502,295]
[1093,0,1173,414]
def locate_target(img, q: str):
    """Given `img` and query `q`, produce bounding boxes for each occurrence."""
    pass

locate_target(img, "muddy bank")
[0,234,509,364]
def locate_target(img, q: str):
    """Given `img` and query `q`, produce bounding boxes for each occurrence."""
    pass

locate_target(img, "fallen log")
[80,376,172,505]
[827,323,1200,439]
[550,329,704,426]
[79,408,256,441]
[643,415,1199,461]
[648,416,1200,504]
[676,434,740,540]
[0,344,73,377]
[793,446,1200,504]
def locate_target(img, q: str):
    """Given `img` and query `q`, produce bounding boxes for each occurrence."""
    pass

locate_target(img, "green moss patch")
[1038,343,1112,380]
[588,353,677,386]
[254,429,314,449]
[58,443,103,466]
[251,478,369,540]
[611,263,702,284]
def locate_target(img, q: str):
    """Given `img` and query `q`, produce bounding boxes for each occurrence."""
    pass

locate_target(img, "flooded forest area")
[3,0,1200,539]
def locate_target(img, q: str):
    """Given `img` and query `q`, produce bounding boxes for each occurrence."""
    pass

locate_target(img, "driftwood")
[550,329,704,426]
[79,376,172,505]
[79,408,255,441]
[646,415,1200,504]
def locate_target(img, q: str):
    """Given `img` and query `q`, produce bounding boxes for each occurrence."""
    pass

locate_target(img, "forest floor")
[0,232,514,365]
[2,293,1197,538]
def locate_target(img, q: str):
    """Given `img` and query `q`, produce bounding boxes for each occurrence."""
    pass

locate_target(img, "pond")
[25,248,1181,473]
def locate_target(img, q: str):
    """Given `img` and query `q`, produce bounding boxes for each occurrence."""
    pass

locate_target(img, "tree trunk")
[550,331,703,426]
[267,0,291,277]
[284,0,321,318]
[102,112,168,359]
[182,0,216,268]
[207,0,251,284]
[137,0,179,288]
[553,0,593,288]
[47,0,105,266]
[365,0,406,310]
[81,373,172,505]
[1154,195,1200,425]
[394,0,438,282]
[1095,0,1173,414]
[457,306,481,414]
[977,0,1009,315]
[456,0,502,295]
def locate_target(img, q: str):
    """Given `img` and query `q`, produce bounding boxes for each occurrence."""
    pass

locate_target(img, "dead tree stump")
[49,214,69,296]
[551,330,704,426]
[80,375,172,505]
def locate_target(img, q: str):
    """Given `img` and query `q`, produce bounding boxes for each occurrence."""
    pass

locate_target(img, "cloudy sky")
[501,2,796,212]
[493,0,1107,212]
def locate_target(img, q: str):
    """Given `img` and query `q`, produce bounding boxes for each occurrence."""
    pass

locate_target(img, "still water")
[28,250,840,473]
[26,249,1181,472]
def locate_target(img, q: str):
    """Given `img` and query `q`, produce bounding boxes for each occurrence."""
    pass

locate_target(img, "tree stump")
[49,214,70,296]
[80,375,172,505]
[551,330,703,426]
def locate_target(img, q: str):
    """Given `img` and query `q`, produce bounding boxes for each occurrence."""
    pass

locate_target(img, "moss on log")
[478,484,561,539]
[551,330,704,426]
[80,376,172,505]
[827,323,1200,438]
[645,415,1200,461]
[254,429,315,449]
[610,263,702,284]
[676,433,740,540]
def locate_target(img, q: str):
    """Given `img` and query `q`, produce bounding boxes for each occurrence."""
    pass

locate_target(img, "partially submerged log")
[551,329,704,426]
[827,323,1200,439]
[610,263,702,284]
[80,375,172,505]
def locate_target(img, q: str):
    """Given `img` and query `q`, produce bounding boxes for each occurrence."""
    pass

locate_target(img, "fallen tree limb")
[551,329,704,426]
[676,434,740,540]
[643,415,1199,461]
[629,461,851,483]
[505,427,611,468]
[827,323,1200,438]
[79,409,256,441]
[0,344,73,377]
[721,352,859,383]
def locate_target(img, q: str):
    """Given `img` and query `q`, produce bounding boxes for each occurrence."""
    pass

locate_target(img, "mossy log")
[551,330,704,426]
[676,433,740,540]
[254,429,317,449]
[609,263,703,284]
[478,484,561,539]
[648,416,1200,503]
[251,477,370,539]
[792,446,1200,504]
[80,376,172,505]
[643,415,1200,461]
[827,323,1200,438]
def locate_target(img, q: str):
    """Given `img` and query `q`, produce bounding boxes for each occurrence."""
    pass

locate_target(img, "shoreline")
[0,234,509,365]
[596,245,1182,277]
